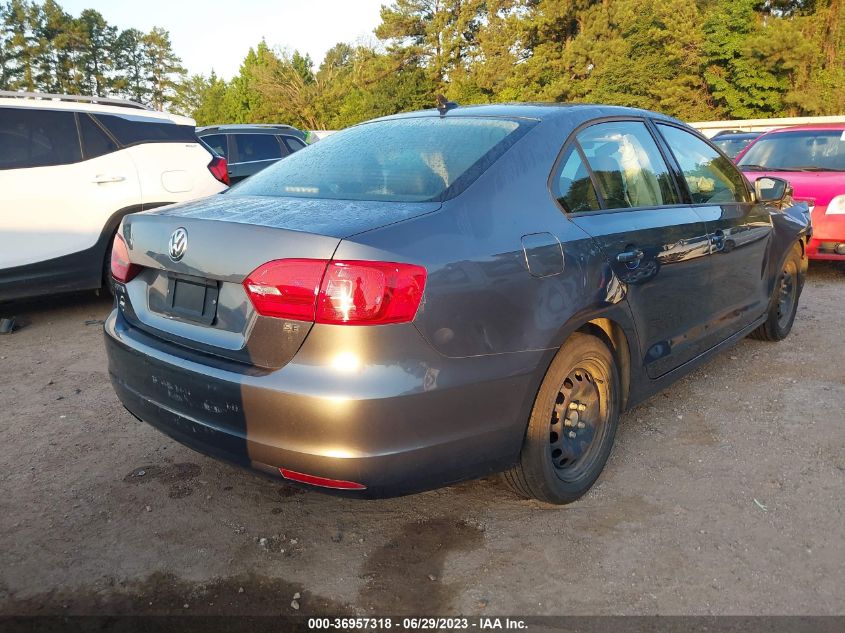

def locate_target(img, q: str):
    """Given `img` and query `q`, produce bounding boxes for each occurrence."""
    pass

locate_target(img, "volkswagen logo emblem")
[168,227,188,262]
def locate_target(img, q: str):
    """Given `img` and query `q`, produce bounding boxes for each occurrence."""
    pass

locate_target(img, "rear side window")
[657,124,750,203]
[282,136,306,153]
[0,107,81,170]
[79,114,118,160]
[234,134,283,162]
[576,121,679,209]
[94,114,196,146]
[552,145,601,213]
[230,117,532,203]
[202,133,229,159]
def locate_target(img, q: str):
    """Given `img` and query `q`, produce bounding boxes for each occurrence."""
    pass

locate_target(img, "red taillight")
[243,259,327,321]
[317,261,427,325]
[208,156,230,186]
[110,232,139,283]
[243,259,426,325]
[280,468,366,490]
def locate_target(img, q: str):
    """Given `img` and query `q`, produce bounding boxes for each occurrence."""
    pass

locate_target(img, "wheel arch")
[534,303,640,414]
[574,317,632,411]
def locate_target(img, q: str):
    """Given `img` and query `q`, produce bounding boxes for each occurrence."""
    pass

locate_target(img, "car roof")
[370,102,685,125]
[197,124,302,134]
[0,92,193,125]
[761,123,845,134]
[713,131,759,138]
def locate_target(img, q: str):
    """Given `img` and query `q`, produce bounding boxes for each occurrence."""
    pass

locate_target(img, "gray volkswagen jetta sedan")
[105,103,810,504]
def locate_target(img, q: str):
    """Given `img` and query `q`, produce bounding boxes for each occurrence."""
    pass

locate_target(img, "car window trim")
[77,112,121,161]
[652,120,753,204]
[230,157,282,166]
[230,133,285,164]
[92,114,199,150]
[196,132,229,160]
[280,135,306,150]
[547,115,686,217]
[73,112,85,160]
[274,135,292,157]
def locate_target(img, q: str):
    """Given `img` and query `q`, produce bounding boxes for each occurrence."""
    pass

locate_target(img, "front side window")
[552,145,600,213]
[658,124,750,204]
[234,134,283,162]
[230,117,532,203]
[576,121,679,209]
[0,107,81,170]
[737,129,845,172]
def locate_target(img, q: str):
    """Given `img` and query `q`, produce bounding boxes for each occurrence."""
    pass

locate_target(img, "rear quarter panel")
[127,142,226,205]
[333,112,643,409]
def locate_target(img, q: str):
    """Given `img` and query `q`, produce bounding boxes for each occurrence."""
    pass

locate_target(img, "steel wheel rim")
[547,362,610,482]
[776,262,797,330]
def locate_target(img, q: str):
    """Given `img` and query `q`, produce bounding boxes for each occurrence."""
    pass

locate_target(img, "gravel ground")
[1,263,843,616]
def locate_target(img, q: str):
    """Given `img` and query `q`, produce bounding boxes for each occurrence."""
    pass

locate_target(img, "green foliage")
[2,0,842,126]
[0,0,185,110]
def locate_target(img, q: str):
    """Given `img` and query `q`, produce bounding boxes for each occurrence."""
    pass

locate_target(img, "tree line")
[1,0,184,109]
[2,0,843,129]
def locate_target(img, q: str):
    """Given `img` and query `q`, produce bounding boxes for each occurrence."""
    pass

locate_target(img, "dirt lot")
[1,263,843,616]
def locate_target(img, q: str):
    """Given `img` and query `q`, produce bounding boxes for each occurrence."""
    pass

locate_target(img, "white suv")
[0,91,229,302]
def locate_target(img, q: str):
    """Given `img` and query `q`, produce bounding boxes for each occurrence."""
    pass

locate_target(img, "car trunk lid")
[118,195,440,369]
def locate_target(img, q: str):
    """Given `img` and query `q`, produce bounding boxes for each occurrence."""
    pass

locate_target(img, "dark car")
[711,130,761,159]
[105,104,810,504]
[196,124,307,183]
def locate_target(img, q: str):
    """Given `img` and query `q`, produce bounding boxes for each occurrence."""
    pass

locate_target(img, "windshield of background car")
[228,117,533,202]
[738,130,845,172]
[713,137,754,159]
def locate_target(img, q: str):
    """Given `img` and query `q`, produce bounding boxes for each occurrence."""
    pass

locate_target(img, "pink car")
[737,124,845,261]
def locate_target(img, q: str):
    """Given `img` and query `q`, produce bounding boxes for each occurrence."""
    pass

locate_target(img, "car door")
[229,133,287,182]
[556,119,714,378]
[655,123,773,343]
[0,107,139,273]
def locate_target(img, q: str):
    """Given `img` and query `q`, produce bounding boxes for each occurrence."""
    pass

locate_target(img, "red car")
[737,124,845,261]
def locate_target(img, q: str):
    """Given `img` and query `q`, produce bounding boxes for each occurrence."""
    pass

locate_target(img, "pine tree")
[77,8,116,96]
[3,0,41,91]
[113,28,150,104]
[143,26,185,110]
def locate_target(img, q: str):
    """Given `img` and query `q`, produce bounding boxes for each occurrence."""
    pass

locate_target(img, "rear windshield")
[228,117,533,202]
[738,130,845,172]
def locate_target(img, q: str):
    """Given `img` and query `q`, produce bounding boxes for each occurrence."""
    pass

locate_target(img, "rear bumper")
[105,309,546,497]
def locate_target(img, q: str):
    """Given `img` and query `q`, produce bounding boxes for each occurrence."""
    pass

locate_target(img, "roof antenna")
[435,94,458,116]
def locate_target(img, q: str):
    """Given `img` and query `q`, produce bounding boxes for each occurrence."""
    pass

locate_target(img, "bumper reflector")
[280,468,366,490]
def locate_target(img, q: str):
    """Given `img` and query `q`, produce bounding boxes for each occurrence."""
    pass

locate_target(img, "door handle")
[92,175,125,184]
[616,249,644,264]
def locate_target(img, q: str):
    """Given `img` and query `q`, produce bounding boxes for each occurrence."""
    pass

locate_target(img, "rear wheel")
[750,244,802,342]
[503,333,620,504]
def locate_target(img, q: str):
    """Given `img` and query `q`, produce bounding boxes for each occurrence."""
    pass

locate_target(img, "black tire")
[503,333,620,504]
[750,244,802,342]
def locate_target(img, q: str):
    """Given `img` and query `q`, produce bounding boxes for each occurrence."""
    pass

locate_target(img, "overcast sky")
[59,0,386,80]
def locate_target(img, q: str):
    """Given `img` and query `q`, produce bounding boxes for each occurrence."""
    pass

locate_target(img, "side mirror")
[754,176,792,203]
